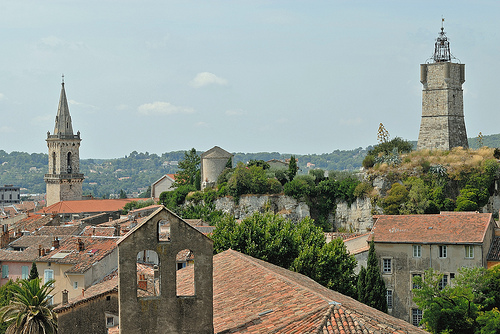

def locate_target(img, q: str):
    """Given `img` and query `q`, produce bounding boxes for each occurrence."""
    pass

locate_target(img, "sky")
[1,1,499,159]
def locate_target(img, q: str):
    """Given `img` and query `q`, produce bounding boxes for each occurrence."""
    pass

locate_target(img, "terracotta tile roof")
[210,250,425,333]
[343,233,371,255]
[38,198,143,215]
[80,226,116,237]
[38,236,118,274]
[54,270,119,312]
[488,236,500,261]
[54,250,425,333]
[0,235,66,262]
[370,213,495,244]
[32,225,83,236]
[8,215,55,237]
[13,201,37,212]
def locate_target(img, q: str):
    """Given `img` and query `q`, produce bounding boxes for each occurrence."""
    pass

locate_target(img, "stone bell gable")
[117,206,213,334]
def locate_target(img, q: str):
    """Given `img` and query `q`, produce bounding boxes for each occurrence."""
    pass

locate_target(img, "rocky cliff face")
[214,194,375,232]
[214,194,310,222]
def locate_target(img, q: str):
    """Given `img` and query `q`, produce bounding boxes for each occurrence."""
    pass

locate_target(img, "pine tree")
[357,266,367,302]
[287,156,297,181]
[28,262,39,280]
[361,240,387,312]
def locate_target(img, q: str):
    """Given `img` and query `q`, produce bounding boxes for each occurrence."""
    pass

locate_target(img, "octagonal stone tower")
[417,21,468,150]
[44,79,84,206]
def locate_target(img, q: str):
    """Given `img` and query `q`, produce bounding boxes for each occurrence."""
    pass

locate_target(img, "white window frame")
[21,266,29,279]
[382,258,392,274]
[439,245,447,258]
[412,308,423,326]
[412,245,422,258]
[386,289,393,309]
[439,274,448,290]
[465,245,474,259]
[412,273,422,289]
[1,265,8,279]
[44,269,54,286]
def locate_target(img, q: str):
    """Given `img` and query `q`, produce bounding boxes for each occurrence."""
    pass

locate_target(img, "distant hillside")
[1,133,499,196]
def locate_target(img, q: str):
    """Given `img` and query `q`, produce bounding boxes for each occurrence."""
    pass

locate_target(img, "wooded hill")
[1,133,498,197]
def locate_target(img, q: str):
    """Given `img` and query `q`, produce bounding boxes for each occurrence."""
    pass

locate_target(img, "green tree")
[358,240,387,312]
[0,281,15,333]
[29,263,39,280]
[381,183,409,215]
[119,189,127,199]
[174,148,200,188]
[0,278,58,334]
[412,268,478,333]
[212,212,357,297]
[287,156,297,181]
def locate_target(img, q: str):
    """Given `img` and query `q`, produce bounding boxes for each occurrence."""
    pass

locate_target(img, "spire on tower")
[53,77,74,137]
[433,18,451,63]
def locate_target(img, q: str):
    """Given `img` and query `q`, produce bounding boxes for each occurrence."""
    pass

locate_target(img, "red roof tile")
[370,213,495,244]
[38,198,143,215]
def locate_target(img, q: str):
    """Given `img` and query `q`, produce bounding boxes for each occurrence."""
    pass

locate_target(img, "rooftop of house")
[38,236,118,274]
[0,235,67,262]
[8,214,55,238]
[342,233,371,255]
[80,226,117,237]
[370,212,496,244]
[487,236,500,262]
[32,225,83,236]
[38,198,143,215]
[56,249,426,333]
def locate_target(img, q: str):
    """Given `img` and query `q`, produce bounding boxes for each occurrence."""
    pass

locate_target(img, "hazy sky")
[1,1,499,159]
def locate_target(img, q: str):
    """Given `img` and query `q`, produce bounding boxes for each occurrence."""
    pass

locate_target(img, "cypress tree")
[357,265,367,302]
[29,262,39,280]
[363,239,387,312]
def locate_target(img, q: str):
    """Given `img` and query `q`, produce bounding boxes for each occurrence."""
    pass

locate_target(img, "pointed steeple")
[53,75,74,137]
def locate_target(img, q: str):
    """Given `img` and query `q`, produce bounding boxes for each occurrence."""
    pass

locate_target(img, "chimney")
[62,289,68,305]
[38,245,42,257]
[109,216,113,222]
[52,237,60,249]
[77,238,84,252]
[82,288,85,297]
[138,274,147,291]
[0,225,9,248]
[114,224,121,237]
[41,248,46,256]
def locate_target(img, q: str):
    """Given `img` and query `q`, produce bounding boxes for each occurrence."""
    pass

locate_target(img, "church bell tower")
[417,19,468,150]
[44,77,84,206]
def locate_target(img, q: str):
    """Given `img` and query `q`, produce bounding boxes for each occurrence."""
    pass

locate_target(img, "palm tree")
[0,278,58,334]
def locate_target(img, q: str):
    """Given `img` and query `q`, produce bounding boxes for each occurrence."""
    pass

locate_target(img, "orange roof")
[56,249,425,333]
[38,198,143,215]
[371,212,495,244]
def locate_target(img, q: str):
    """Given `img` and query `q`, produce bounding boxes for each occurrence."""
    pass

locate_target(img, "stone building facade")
[371,213,496,325]
[417,23,468,150]
[117,206,214,334]
[200,146,232,190]
[44,80,84,206]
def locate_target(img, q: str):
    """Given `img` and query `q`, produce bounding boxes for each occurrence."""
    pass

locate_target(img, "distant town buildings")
[0,185,20,206]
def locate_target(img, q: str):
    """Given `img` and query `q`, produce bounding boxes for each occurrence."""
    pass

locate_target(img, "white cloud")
[0,126,15,133]
[0,93,4,100]
[195,121,209,127]
[69,99,98,109]
[225,109,246,116]
[190,72,228,88]
[138,102,195,115]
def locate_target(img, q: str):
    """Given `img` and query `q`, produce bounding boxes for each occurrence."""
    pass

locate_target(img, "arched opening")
[158,220,171,242]
[52,152,56,174]
[67,152,72,173]
[176,249,194,297]
[136,250,160,297]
